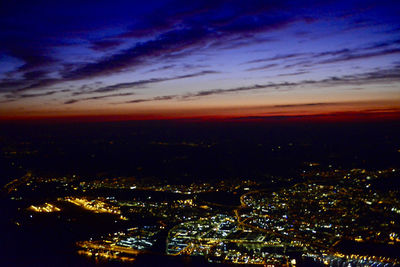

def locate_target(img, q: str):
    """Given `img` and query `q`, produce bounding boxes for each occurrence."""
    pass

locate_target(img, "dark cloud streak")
[119,67,400,104]
[75,70,220,95]
[246,63,278,71]
[65,92,136,105]
[273,102,340,108]
[246,39,400,71]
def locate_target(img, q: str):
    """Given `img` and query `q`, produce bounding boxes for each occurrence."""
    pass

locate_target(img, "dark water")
[196,191,241,207]
[335,239,400,258]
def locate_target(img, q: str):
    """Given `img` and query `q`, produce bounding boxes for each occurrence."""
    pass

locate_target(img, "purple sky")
[0,0,399,119]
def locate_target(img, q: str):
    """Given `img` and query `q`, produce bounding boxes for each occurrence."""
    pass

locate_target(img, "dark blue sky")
[0,0,399,119]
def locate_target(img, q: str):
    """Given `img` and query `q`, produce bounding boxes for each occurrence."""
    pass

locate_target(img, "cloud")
[1,1,237,92]
[273,102,340,108]
[208,35,276,51]
[117,83,296,105]
[245,39,400,71]
[19,90,66,98]
[57,1,304,81]
[65,92,136,104]
[181,82,296,99]
[244,53,306,64]
[277,71,309,77]
[227,109,400,121]
[90,39,124,51]
[16,78,59,92]
[0,89,71,103]
[65,68,291,104]
[118,66,400,104]
[145,64,177,73]
[0,98,17,104]
[1,0,399,97]
[76,70,220,95]
[125,95,178,104]
[63,99,79,104]
[61,27,213,80]
[1,42,57,74]
[22,70,48,80]
[318,48,400,65]
[246,63,278,71]
[322,66,400,85]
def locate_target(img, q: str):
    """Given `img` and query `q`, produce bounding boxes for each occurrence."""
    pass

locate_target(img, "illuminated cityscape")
[2,159,400,266]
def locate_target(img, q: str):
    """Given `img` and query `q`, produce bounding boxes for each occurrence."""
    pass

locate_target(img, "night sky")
[0,0,399,120]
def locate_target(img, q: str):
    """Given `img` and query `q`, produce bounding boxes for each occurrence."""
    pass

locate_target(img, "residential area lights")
[20,167,400,266]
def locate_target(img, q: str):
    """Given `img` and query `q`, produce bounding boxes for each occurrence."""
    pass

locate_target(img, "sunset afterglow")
[1,1,399,121]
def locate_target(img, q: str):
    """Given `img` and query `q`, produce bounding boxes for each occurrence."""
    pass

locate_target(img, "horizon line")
[1,110,399,124]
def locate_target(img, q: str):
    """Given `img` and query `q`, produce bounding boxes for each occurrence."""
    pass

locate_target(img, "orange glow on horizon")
[1,109,399,123]
[1,99,399,123]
